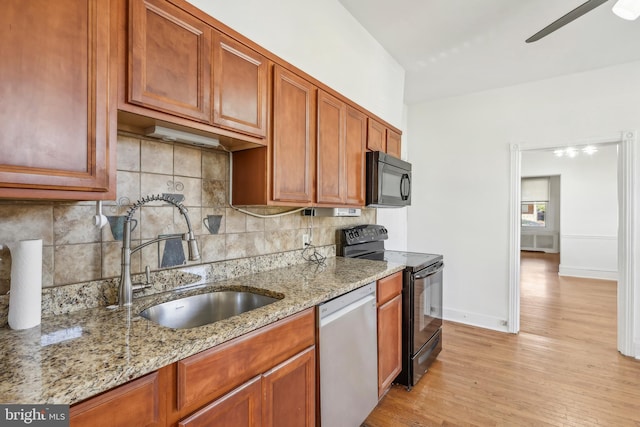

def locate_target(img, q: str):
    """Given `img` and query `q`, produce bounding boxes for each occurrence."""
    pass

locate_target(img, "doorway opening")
[508,131,637,357]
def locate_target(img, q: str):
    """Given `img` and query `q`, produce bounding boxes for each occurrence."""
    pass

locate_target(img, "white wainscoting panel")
[559,234,618,280]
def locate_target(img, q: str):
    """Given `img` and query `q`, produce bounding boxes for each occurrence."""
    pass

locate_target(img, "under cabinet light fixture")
[612,0,640,20]
[144,126,220,148]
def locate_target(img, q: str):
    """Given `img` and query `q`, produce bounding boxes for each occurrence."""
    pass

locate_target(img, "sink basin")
[140,291,281,329]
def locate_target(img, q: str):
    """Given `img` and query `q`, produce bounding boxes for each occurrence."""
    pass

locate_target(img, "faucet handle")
[133,265,153,293]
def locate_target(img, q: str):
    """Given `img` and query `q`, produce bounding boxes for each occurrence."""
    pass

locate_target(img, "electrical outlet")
[302,234,311,249]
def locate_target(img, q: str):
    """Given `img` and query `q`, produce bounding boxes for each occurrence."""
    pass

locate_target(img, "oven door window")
[413,268,443,354]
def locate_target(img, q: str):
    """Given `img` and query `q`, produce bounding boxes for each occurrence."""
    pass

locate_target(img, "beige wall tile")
[53,205,101,245]
[174,145,202,178]
[202,150,228,181]
[0,205,53,245]
[225,208,246,233]
[202,180,226,207]
[42,246,54,288]
[178,177,201,207]
[140,173,175,204]
[246,209,265,232]
[117,135,141,172]
[200,234,226,263]
[141,140,173,174]
[101,241,123,279]
[0,138,375,290]
[140,206,176,240]
[264,229,300,253]
[106,171,140,215]
[226,232,264,259]
[54,243,101,285]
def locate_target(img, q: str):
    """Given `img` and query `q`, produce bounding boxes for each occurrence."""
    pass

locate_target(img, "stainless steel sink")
[139,291,281,329]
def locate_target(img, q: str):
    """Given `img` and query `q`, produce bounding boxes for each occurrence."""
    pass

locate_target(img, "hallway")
[363,252,640,426]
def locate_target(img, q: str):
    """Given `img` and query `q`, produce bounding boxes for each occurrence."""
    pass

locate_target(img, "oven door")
[411,261,443,354]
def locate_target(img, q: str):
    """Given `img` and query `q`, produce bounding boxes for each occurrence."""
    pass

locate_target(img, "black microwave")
[366,151,411,207]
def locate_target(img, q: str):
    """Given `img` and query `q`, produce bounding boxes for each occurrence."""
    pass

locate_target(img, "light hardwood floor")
[363,251,640,426]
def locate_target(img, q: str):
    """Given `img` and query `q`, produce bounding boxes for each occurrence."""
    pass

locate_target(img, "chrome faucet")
[119,194,200,306]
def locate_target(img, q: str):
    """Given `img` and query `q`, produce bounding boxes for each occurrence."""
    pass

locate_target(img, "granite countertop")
[0,257,404,405]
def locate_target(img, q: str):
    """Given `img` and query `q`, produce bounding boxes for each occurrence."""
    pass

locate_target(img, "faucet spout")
[118,194,200,307]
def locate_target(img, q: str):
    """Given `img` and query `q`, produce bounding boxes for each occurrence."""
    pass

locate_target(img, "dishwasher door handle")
[319,294,376,327]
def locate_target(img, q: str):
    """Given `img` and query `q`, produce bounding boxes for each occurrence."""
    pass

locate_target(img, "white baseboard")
[558,265,618,280]
[634,340,640,360]
[443,308,510,333]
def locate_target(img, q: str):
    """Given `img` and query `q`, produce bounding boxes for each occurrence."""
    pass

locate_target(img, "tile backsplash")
[0,133,375,294]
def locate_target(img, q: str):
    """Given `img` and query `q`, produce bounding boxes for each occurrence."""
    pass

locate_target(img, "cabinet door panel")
[367,118,386,152]
[0,0,113,198]
[70,371,162,427]
[386,129,402,158]
[317,90,346,205]
[262,347,315,427]
[213,32,268,138]
[272,65,316,204]
[345,107,367,206]
[129,0,211,122]
[378,294,402,397]
[179,376,261,427]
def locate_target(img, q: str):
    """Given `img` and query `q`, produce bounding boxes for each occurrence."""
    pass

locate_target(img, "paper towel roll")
[8,239,43,330]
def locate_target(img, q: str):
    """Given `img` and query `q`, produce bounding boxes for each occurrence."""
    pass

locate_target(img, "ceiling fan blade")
[526,0,610,43]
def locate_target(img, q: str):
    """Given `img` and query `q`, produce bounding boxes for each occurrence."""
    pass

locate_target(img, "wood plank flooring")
[363,251,640,426]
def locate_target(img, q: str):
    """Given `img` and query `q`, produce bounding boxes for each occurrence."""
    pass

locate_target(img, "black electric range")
[340,224,444,389]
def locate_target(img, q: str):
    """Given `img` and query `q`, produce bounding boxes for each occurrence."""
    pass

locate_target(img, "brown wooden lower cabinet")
[70,309,315,427]
[376,272,403,398]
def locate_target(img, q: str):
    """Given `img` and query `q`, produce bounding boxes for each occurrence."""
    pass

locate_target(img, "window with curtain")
[521,177,549,227]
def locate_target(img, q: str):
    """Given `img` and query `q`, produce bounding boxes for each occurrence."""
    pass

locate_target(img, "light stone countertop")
[0,257,404,405]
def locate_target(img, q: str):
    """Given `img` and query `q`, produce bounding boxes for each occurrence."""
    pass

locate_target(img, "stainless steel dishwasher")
[318,282,378,427]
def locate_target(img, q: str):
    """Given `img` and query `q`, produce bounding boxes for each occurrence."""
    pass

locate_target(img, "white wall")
[187,0,405,128]
[186,0,408,244]
[407,60,640,335]
[522,147,618,279]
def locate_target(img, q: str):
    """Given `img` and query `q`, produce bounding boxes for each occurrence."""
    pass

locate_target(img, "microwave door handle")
[401,174,410,200]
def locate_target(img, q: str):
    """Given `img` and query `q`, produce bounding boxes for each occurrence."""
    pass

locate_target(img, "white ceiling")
[338,0,640,104]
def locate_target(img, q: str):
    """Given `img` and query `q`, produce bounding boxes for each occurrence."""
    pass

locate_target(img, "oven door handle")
[414,262,444,279]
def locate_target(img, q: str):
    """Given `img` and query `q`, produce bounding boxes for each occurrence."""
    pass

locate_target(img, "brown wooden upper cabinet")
[367,118,402,159]
[316,90,346,205]
[128,0,212,122]
[0,0,115,200]
[124,0,269,141]
[386,129,402,158]
[212,32,268,138]
[316,90,366,207]
[345,107,367,206]
[271,65,317,204]
[367,118,386,152]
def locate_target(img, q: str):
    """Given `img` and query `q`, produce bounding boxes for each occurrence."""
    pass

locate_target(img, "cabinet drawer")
[177,308,315,412]
[377,271,403,305]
